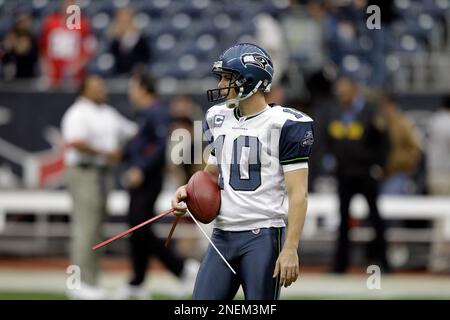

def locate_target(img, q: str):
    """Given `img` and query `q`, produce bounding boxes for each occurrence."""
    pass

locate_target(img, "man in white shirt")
[61,75,137,299]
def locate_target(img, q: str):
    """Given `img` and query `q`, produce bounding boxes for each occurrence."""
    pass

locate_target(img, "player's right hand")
[171,185,188,216]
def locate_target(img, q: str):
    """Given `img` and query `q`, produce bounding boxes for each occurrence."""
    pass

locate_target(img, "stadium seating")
[0,0,449,84]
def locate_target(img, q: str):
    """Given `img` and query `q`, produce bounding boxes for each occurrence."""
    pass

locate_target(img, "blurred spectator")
[254,13,289,85]
[427,95,450,195]
[108,7,150,76]
[321,0,395,88]
[365,0,395,88]
[379,94,421,194]
[427,95,450,273]
[282,0,326,69]
[116,70,199,300]
[323,1,350,67]
[39,0,96,87]
[168,95,204,183]
[62,75,137,299]
[324,77,391,273]
[170,95,203,123]
[1,9,38,79]
[265,85,286,106]
[166,95,205,257]
[278,1,327,105]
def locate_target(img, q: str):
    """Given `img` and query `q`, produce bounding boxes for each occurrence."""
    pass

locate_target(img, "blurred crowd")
[1,0,449,87]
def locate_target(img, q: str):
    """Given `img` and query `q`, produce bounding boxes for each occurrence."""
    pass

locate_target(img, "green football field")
[1,291,450,300]
[1,268,450,300]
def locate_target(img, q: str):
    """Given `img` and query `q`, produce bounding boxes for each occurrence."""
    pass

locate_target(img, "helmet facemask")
[206,71,241,105]
[207,72,265,109]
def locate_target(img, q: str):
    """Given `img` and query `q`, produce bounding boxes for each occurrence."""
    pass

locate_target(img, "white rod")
[187,211,237,275]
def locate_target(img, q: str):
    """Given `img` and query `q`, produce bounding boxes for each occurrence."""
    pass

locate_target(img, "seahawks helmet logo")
[241,53,270,70]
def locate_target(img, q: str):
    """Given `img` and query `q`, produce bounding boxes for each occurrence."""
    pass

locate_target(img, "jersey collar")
[233,105,271,121]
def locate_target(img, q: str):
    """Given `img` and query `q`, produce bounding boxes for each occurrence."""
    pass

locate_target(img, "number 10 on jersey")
[214,135,262,192]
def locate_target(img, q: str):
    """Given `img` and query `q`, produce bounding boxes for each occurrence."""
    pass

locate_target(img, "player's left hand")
[273,248,299,288]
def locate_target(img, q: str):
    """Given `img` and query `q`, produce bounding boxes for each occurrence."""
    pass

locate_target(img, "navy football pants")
[193,227,285,300]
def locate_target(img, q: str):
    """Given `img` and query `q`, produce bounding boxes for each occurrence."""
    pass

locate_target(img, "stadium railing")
[0,190,449,269]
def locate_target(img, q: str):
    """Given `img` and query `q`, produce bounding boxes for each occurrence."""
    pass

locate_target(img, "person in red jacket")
[39,0,96,87]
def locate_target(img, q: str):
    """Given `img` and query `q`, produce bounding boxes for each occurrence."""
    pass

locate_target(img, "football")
[186,171,221,224]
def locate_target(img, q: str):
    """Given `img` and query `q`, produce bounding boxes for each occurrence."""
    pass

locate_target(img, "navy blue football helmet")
[207,43,274,107]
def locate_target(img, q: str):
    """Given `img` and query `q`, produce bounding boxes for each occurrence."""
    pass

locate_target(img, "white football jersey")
[203,103,314,231]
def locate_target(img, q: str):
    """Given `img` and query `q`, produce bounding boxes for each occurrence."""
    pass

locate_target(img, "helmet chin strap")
[225,87,244,109]
[225,80,263,109]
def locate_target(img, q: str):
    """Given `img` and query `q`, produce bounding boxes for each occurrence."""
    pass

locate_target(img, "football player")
[171,43,314,300]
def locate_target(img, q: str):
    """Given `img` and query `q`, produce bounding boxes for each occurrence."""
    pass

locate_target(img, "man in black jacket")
[325,77,391,273]
[116,70,199,299]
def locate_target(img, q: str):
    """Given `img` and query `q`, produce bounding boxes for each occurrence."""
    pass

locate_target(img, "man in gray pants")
[62,75,137,299]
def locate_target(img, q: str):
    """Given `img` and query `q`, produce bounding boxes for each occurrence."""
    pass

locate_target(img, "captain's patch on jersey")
[214,115,225,127]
